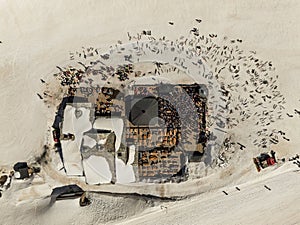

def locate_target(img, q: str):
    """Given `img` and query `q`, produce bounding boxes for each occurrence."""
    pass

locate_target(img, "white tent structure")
[82,135,97,149]
[127,145,136,165]
[115,158,136,184]
[61,104,92,175]
[82,155,112,184]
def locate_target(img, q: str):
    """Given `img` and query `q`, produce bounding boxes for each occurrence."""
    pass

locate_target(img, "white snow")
[82,155,112,184]
[98,139,106,145]
[127,145,135,165]
[82,135,97,148]
[1,1,300,225]
[60,141,83,175]
[115,158,136,184]
[93,117,124,151]
[61,104,92,175]
[116,163,300,225]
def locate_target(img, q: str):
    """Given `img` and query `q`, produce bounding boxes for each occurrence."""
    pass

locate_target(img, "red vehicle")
[253,152,276,172]
[52,129,60,142]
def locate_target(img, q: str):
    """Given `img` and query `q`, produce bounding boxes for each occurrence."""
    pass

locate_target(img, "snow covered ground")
[1,1,300,224]
[116,163,300,225]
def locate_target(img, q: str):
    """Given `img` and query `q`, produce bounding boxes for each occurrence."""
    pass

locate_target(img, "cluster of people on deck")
[134,86,156,96]
[158,97,181,129]
[158,87,207,145]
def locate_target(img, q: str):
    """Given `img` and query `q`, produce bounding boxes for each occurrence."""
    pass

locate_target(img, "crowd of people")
[158,97,181,129]
[158,85,208,146]
[95,87,124,116]
[114,64,133,81]
[134,86,157,96]
[56,67,84,87]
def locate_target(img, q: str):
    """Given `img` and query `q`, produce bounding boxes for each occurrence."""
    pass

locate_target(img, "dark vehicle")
[52,129,60,142]
[79,192,91,207]
[13,162,30,179]
[50,184,84,204]
[62,133,75,141]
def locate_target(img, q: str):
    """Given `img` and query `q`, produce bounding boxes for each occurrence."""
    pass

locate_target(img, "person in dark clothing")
[270,150,276,162]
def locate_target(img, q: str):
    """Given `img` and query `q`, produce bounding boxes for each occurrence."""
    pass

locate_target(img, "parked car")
[52,129,60,142]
